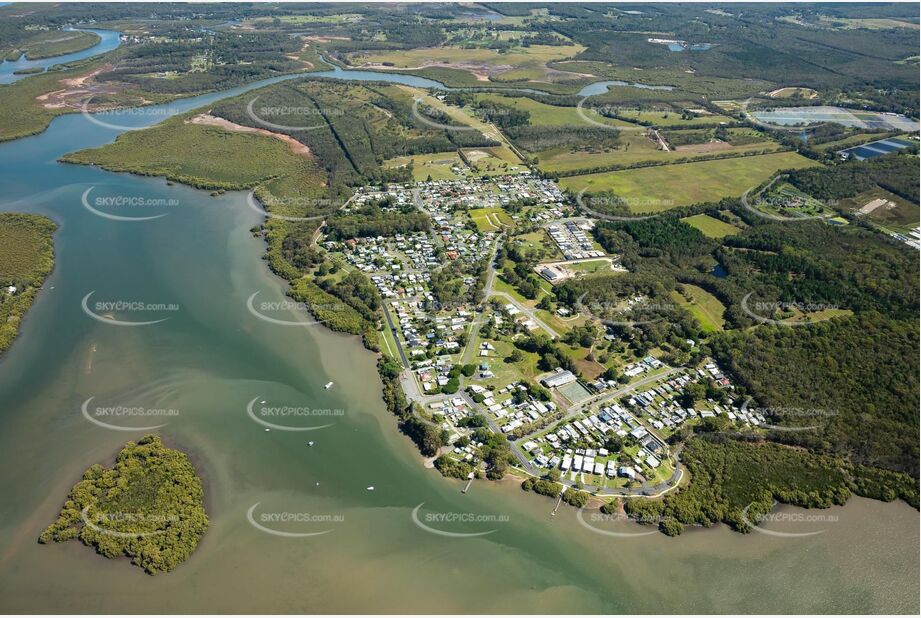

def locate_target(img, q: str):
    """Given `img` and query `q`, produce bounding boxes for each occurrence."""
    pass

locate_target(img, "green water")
[0,75,917,614]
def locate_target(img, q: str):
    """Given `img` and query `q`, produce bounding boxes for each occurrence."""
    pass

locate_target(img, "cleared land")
[474,93,626,128]
[347,43,587,83]
[536,126,782,174]
[559,151,821,210]
[384,151,467,181]
[469,207,513,232]
[5,29,100,60]
[681,214,742,238]
[609,108,734,127]
[671,284,726,333]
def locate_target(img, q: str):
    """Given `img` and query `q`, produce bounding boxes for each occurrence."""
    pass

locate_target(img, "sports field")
[681,214,742,238]
[559,151,821,210]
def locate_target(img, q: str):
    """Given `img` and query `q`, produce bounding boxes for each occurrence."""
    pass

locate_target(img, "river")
[0,28,121,85]
[0,42,917,615]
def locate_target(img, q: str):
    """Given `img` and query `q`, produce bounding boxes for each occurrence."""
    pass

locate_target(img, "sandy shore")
[186,112,314,158]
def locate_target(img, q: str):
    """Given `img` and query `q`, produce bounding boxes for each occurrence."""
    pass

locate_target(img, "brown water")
[0,76,917,615]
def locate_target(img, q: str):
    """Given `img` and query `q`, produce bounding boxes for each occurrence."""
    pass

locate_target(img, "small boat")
[324,382,334,389]
[366,486,375,491]
[307,441,315,447]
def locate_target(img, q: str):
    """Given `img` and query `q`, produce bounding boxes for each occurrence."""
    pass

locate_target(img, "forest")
[39,435,209,574]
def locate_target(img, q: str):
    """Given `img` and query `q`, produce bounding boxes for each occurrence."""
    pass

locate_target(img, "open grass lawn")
[560,344,606,380]
[839,187,920,232]
[671,284,726,333]
[611,108,735,127]
[469,207,513,232]
[473,93,626,128]
[462,148,520,175]
[10,29,101,60]
[559,151,821,210]
[401,87,524,165]
[514,230,562,261]
[567,258,615,273]
[536,132,781,174]
[681,214,742,238]
[479,337,541,389]
[350,43,586,82]
[384,151,466,181]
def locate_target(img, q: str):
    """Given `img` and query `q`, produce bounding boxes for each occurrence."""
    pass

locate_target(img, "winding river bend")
[0,28,121,85]
[0,52,917,614]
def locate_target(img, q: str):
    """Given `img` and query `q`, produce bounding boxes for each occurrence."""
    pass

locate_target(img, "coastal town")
[319,173,756,496]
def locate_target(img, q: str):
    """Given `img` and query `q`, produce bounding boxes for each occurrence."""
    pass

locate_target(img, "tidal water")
[0,53,917,615]
[0,28,121,85]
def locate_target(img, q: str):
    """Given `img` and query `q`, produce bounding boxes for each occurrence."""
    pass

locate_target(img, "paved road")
[461,238,500,365]
[382,300,410,368]
[569,367,681,417]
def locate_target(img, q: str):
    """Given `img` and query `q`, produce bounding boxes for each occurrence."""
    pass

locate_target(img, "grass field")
[838,187,920,232]
[462,148,522,175]
[536,131,782,174]
[559,151,821,210]
[384,151,466,181]
[473,93,627,128]
[567,258,615,273]
[671,284,726,333]
[5,29,101,61]
[401,87,524,165]
[681,214,742,238]
[348,43,587,83]
[610,108,735,127]
[469,207,513,232]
